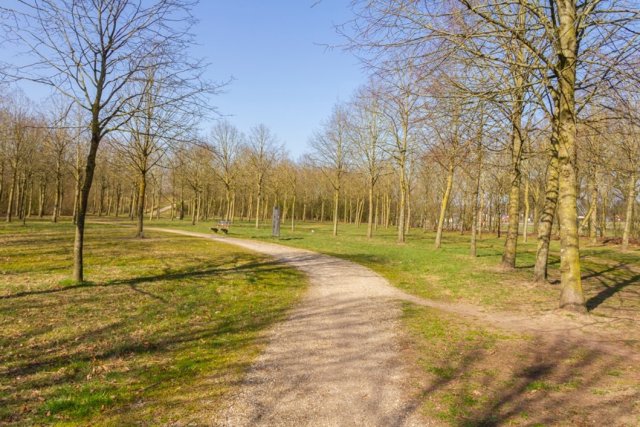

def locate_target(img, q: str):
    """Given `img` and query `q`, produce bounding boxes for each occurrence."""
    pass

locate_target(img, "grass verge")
[0,221,306,425]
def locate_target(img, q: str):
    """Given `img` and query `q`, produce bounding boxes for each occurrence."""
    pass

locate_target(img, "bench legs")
[210,227,228,234]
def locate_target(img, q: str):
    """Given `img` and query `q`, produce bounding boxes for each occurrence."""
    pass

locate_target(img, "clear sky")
[1,1,366,160]
[193,1,365,159]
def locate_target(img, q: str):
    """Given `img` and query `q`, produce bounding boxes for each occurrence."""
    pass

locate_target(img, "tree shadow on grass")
[0,258,302,425]
[581,262,640,313]
[394,309,640,425]
[0,259,284,300]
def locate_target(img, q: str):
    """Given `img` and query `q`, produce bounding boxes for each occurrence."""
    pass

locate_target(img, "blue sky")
[193,1,366,158]
[1,1,366,159]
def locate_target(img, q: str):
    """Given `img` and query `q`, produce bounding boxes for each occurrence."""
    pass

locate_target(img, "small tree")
[7,0,206,281]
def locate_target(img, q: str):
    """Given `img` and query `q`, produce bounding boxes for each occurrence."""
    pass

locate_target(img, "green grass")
[131,217,640,317]
[0,221,306,425]
[132,217,640,425]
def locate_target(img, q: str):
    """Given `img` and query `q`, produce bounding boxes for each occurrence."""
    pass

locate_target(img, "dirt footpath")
[148,228,638,426]
[150,229,432,426]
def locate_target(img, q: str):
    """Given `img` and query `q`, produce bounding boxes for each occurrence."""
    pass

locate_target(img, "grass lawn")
[0,221,306,425]
[134,217,640,425]
[134,217,640,317]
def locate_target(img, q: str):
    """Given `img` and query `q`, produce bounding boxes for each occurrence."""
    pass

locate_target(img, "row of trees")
[2,88,638,250]
[1,0,218,282]
[1,1,639,313]
[335,0,640,312]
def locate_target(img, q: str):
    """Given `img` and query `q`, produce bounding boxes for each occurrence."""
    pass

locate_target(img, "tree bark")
[136,170,147,238]
[435,161,454,249]
[589,174,598,244]
[73,130,100,283]
[522,179,530,243]
[470,137,483,257]
[533,140,559,283]
[332,188,339,236]
[397,165,407,243]
[5,168,16,223]
[502,116,523,268]
[622,173,637,250]
[556,2,585,311]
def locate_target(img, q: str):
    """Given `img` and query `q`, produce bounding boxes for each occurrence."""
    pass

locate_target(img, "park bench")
[211,220,231,234]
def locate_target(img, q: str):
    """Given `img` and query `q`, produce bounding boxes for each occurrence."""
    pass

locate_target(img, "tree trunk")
[5,168,16,223]
[502,123,523,268]
[522,179,530,243]
[471,140,482,257]
[73,130,100,283]
[374,193,379,231]
[38,180,46,218]
[291,195,296,231]
[367,180,374,238]
[136,171,147,238]
[555,2,584,311]
[255,189,261,228]
[622,172,637,250]
[533,141,559,283]
[397,168,407,243]
[332,188,339,236]
[435,161,454,249]
[52,157,62,222]
[589,174,598,244]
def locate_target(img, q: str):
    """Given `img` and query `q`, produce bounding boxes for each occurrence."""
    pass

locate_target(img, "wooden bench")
[211,220,231,234]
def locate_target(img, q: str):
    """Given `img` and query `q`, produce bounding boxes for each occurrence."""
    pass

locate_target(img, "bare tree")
[210,121,243,221]
[348,83,388,238]
[378,66,424,243]
[6,0,208,282]
[247,124,282,228]
[310,106,351,236]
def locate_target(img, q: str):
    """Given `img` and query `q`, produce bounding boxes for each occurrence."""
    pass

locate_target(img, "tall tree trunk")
[522,179,530,243]
[470,139,482,257]
[73,131,99,283]
[556,2,585,311]
[302,199,306,222]
[622,172,637,250]
[398,166,407,243]
[52,157,62,222]
[98,181,105,217]
[435,161,454,249]
[5,168,16,223]
[374,193,379,231]
[179,184,185,220]
[291,195,296,231]
[255,189,261,228]
[196,191,202,222]
[589,174,598,244]
[332,188,339,236]
[136,170,147,238]
[114,185,121,218]
[367,180,374,238]
[533,142,559,282]
[38,180,46,218]
[502,114,523,268]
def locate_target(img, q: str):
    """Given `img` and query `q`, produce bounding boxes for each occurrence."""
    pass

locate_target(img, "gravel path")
[148,228,431,426]
[144,227,639,426]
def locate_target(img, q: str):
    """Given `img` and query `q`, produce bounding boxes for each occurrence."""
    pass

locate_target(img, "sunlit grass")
[0,221,306,425]
[133,216,640,316]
